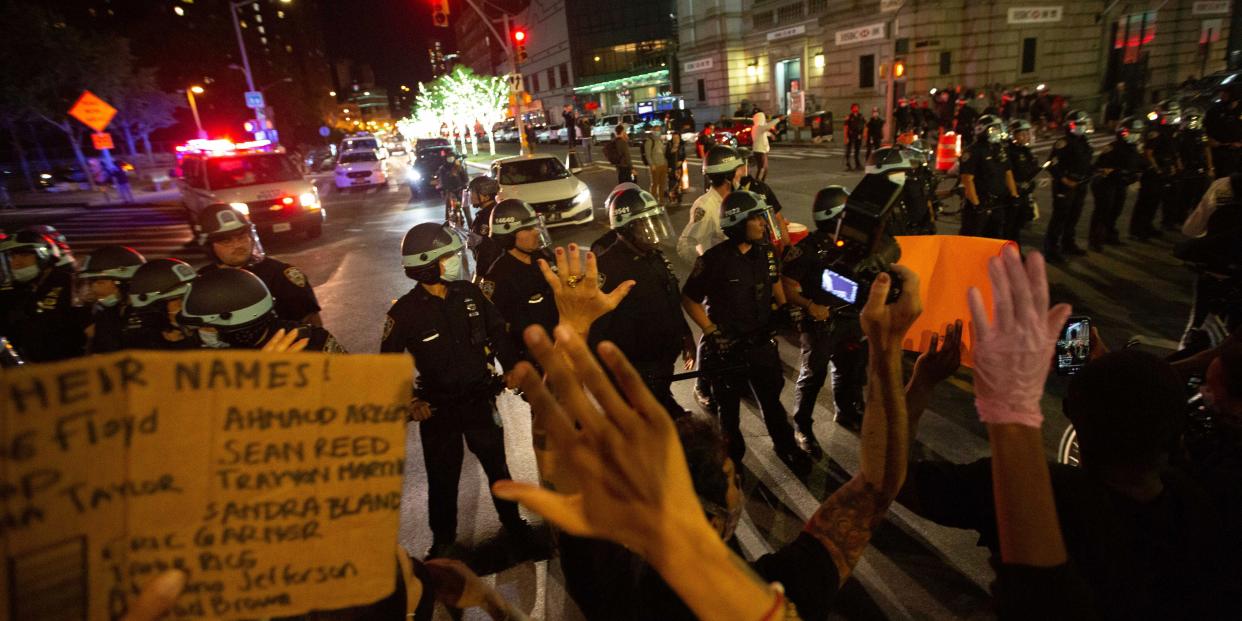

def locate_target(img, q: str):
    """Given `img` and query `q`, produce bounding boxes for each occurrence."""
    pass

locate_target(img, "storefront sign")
[835,23,886,46]
[683,57,714,73]
[1193,1,1230,15]
[1007,6,1063,23]
[767,25,807,42]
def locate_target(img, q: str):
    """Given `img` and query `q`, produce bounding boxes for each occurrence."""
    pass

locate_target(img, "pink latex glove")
[966,248,1072,428]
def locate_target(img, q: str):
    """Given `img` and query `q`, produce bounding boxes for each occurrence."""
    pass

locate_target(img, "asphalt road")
[0,137,1197,619]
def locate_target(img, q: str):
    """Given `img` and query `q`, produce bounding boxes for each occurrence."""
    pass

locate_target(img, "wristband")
[975,398,1044,428]
[758,583,789,621]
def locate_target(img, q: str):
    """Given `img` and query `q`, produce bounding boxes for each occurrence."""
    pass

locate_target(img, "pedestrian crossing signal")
[893,59,906,79]
[432,0,449,28]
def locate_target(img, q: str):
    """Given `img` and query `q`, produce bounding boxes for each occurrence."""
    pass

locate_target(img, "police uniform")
[682,241,800,464]
[468,202,503,275]
[1088,138,1144,248]
[1006,139,1042,243]
[959,139,1013,238]
[1130,123,1180,238]
[865,116,885,159]
[269,319,346,353]
[1043,132,1094,255]
[590,229,691,417]
[1177,125,1214,226]
[781,234,867,433]
[0,268,84,362]
[87,303,128,354]
[199,257,320,323]
[1205,99,1242,178]
[897,167,937,235]
[844,112,865,170]
[479,251,558,363]
[381,280,524,545]
[122,311,200,350]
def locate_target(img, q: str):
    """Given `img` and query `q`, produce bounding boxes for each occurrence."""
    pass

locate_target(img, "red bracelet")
[759,584,786,621]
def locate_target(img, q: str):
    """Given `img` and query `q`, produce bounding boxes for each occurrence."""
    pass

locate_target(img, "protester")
[614,124,635,184]
[642,121,669,203]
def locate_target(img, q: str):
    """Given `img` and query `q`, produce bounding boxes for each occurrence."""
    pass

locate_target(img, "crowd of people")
[6,87,1242,621]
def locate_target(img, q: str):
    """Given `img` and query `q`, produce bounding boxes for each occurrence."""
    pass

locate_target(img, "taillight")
[281,196,295,206]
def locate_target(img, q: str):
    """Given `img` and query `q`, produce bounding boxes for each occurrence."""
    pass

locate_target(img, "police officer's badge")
[692,206,705,222]
[284,266,308,288]
[382,315,395,342]
[480,279,496,298]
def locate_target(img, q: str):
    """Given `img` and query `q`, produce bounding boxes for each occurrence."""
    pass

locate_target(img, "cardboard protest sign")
[895,235,1016,367]
[1,351,412,620]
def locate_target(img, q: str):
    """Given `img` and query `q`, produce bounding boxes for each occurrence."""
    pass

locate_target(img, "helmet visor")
[763,208,787,246]
[626,208,676,246]
[438,244,475,283]
[513,216,554,253]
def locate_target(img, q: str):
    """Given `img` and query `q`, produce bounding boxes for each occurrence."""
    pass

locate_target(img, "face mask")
[888,172,907,185]
[11,264,39,283]
[198,329,228,349]
[440,255,463,281]
[97,293,120,308]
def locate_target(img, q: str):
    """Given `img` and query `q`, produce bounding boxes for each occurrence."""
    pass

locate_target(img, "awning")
[573,68,670,94]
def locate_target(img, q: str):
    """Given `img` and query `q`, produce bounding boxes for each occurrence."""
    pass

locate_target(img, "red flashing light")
[513,29,527,43]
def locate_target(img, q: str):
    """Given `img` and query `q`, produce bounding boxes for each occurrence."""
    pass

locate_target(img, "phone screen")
[1055,316,1091,376]
[821,269,859,304]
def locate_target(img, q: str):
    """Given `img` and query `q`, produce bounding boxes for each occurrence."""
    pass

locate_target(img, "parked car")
[590,114,639,143]
[715,117,755,147]
[333,149,388,190]
[491,154,593,227]
[536,124,564,143]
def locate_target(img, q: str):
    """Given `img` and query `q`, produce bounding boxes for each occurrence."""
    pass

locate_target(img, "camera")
[821,173,905,307]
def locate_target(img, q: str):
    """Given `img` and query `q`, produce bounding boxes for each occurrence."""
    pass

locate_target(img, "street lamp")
[186,86,207,139]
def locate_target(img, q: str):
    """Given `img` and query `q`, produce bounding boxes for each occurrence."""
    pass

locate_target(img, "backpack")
[602,139,621,165]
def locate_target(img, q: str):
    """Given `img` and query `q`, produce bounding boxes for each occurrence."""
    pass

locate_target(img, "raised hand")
[121,570,185,621]
[912,320,964,387]
[260,328,310,353]
[538,244,635,336]
[860,265,923,349]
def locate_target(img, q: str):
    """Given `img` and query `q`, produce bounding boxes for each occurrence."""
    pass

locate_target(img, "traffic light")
[893,58,906,79]
[431,0,449,28]
[513,28,528,64]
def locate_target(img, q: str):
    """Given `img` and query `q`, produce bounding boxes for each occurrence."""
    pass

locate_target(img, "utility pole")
[461,0,530,155]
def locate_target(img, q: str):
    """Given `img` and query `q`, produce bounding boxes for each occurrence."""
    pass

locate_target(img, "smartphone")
[1055,315,1091,376]
[821,268,859,304]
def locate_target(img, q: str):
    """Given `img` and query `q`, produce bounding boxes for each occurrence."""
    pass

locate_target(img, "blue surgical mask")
[441,254,464,281]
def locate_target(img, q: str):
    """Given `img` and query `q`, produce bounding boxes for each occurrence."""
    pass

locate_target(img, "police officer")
[383,222,528,559]
[960,114,1019,239]
[844,103,865,171]
[781,186,867,458]
[1088,116,1146,251]
[26,225,77,273]
[124,258,198,350]
[465,175,504,274]
[179,267,345,352]
[1205,82,1242,178]
[1006,119,1042,243]
[479,198,557,363]
[865,146,936,235]
[0,229,84,361]
[78,245,145,354]
[1177,107,1215,227]
[681,145,747,263]
[1130,101,1181,240]
[1043,109,1095,261]
[197,204,322,325]
[591,186,694,417]
[681,190,811,473]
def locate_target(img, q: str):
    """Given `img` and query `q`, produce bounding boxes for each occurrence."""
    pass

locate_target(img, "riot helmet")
[1065,110,1091,137]
[401,222,471,283]
[24,225,76,269]
[79,245,145,281]
[467,175,500,207]
[179,267,277,349]
[1182,107,1204,131]
[197,204,266,267]
[975,114,1007,144]
[0,229,60,284]
[1156,100,1182,125]
[129,258,197,309]
[606,186,675,248]
[719,191,779,244]
[811,186,850,228]
[1008,119,1033,145]
[1117,116,1146,144]
[489,198,551,253]
[703,145,747,188]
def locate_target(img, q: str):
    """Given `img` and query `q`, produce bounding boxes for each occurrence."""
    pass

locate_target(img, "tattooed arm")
[805,267,921,585]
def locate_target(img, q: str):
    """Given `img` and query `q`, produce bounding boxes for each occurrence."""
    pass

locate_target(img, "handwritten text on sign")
[0,351,412,620]
[835,23,886,47]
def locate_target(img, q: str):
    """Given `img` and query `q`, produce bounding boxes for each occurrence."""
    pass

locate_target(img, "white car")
[340,135,388,160]
[491,154,593,227]
[334,149,387,189]
[591,114,638,143]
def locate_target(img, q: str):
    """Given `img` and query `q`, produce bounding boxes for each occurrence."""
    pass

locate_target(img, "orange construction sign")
[90,132,114,151]
[894,235,1017,367]
[68,90,117,132]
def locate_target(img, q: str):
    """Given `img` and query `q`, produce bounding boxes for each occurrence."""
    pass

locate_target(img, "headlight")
[299,192,319,209]
[574,188,591,205]
[410,169,422,181]
[228,202,251,215]
[39,173,52,180]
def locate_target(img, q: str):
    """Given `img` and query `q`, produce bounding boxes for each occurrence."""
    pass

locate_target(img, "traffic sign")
[245,91,265,109]
[68,91,117,132]
[91,132,114,150]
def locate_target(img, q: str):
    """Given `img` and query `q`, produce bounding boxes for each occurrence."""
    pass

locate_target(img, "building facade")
[678,0,1234,125]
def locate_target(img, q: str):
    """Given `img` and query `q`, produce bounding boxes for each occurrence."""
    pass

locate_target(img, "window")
[808,0,827,13]
[754,11,773,29]
[1021,38,1037,73]
[547,68,556,89]
[939,51,951,75]
[697,78,707,102]
[859,54,875,88]
[777,3,804,24]
[534,73,542,92]
[559,63,569,87]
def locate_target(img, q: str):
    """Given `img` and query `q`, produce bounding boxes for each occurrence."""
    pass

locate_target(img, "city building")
[566,0,679,118]
[453,0,507,77]
[677,0,1236,127]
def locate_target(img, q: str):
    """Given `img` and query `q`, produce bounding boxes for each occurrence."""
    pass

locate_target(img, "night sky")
[321,0,452,90]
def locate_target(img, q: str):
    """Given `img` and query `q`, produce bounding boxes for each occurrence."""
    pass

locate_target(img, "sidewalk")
[6,187,181,210]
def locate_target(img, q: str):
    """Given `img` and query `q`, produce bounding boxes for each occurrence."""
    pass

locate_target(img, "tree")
[405,67,509,156]
[114,69,182,165]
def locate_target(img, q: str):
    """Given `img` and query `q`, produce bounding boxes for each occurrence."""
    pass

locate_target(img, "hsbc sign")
[835,23,886,47]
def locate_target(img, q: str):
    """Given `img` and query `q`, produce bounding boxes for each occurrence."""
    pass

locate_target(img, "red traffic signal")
[513,29,526,43]
[513,28,528,63]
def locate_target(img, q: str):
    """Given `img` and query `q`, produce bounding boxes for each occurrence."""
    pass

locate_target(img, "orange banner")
[895,235,1016,367]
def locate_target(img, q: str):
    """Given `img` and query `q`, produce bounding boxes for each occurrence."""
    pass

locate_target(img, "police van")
[175,139,324,239]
